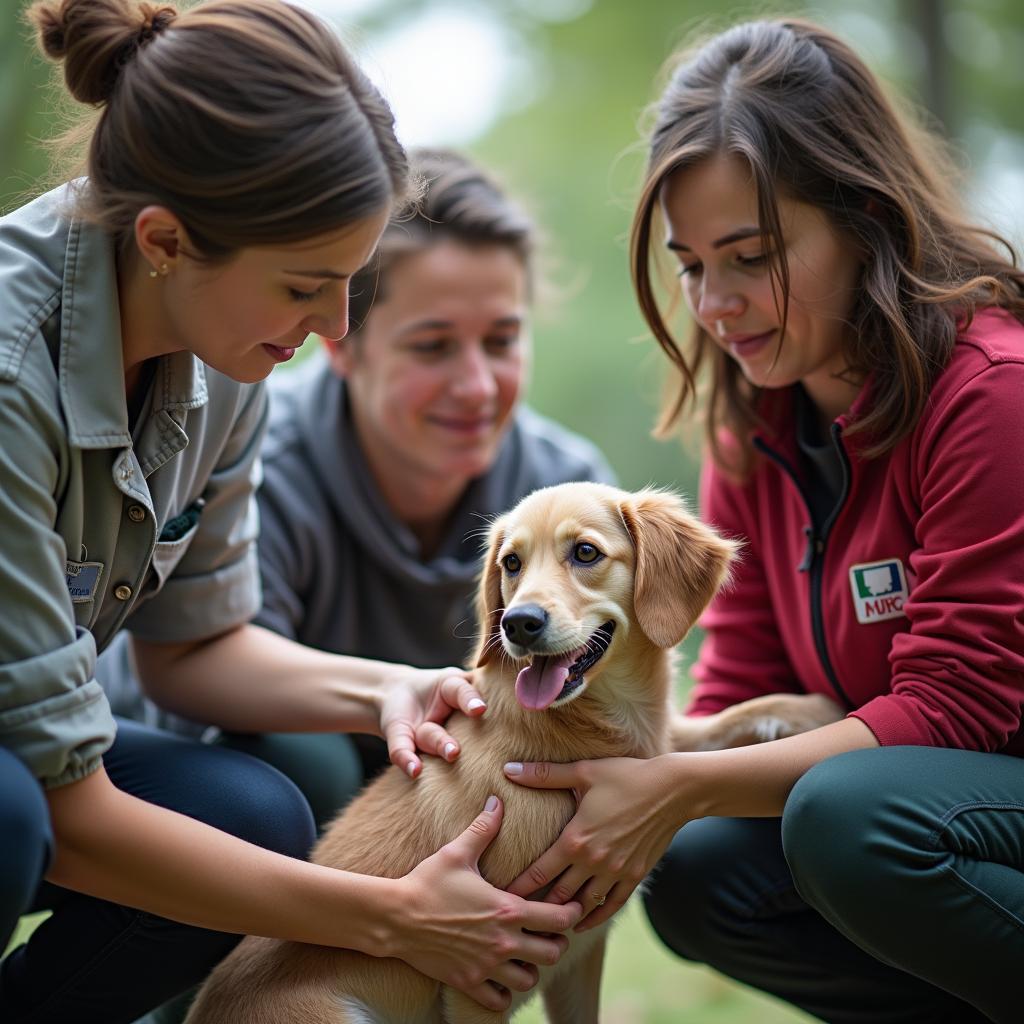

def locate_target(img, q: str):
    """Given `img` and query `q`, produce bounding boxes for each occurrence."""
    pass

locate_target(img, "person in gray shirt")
[102,149,615,835]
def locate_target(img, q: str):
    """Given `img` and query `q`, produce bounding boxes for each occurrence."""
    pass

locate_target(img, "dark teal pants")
[644,747,1024,1024]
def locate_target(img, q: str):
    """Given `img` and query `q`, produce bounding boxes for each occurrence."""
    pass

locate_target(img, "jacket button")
[127,505,146,523]
[113,584,133,601]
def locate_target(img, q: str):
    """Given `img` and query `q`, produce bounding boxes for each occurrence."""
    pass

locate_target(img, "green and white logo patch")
[849,559,908,624]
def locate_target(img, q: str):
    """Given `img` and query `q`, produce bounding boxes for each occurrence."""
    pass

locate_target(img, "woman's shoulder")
[0,185,79,384]
[929,307,1024,405]
[954,306,1024,364]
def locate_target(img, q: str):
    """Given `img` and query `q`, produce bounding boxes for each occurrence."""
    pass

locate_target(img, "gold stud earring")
[149,262,169,278]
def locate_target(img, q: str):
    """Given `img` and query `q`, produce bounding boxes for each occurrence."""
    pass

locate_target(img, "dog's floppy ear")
[473,518,506,668]
[620,489,739,649]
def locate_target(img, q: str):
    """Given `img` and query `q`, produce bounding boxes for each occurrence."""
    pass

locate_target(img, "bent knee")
[0,759,52,909]
[783,750,899,908]
[190,749,316,861]
[644,817,784,964]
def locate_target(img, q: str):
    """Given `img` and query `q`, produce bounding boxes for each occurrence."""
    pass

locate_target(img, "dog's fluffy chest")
[312,680,659,890]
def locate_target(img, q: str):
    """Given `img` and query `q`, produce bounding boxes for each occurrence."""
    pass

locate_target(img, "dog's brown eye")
[502,553,521,575]
[573,542,601,564]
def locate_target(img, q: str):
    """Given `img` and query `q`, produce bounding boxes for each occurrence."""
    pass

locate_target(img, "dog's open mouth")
[515,621,616,711]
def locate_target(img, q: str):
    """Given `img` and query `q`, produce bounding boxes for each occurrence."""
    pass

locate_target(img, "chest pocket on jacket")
[149,495,205,592]
[149,523,200,590]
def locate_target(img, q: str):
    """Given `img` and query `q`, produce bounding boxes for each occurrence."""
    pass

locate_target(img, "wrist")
[328,653,393,735]
[658,751,716,821]
[348,874,402,958]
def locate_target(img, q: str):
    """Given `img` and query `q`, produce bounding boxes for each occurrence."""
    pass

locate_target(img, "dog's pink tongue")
[515,655,574,711]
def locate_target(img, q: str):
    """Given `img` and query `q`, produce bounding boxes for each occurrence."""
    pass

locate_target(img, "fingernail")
[504,762,523,776]
[406,760,417,777]
[468,698,486,711]
[485,794,499,811]
[444,742,457,759]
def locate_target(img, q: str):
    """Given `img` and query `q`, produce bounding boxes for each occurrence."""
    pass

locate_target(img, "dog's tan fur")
[185,482,839,1024]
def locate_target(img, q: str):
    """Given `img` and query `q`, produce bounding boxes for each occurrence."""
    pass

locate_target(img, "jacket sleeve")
[0,371,115,788]
[686,455,801,714]
[249,452,313,642]
[851,362,1024,750]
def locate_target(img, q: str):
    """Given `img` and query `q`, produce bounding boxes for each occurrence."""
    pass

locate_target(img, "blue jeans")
[0,719,316,1024]
[0,748,53,955]
[644,747,1024,1024]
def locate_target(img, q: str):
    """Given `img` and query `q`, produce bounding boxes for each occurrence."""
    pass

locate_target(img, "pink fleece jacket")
[689,308,1024,756]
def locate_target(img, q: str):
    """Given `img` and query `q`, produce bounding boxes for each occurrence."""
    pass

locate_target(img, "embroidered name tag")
[66,560,104,603]
[849,559,908,624]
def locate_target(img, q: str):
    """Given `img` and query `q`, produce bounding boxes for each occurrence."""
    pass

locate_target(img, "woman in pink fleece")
[505,18,1024,1024]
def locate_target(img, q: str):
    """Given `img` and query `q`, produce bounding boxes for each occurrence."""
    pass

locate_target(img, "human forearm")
[46,767,394,952]
[133,624,398,734]
[667,715,880,819]
[48,771,583,1011]
[504,716,879,931]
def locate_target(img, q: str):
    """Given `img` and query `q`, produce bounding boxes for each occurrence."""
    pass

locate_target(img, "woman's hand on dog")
[377,666,487,777]
[390,795,584,1011]
[504,756,686,931]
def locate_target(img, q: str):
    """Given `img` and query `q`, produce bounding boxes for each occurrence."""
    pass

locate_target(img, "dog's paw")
[683,692,846,750]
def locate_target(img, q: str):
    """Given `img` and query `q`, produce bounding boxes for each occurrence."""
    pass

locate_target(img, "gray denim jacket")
[0,184,266,788]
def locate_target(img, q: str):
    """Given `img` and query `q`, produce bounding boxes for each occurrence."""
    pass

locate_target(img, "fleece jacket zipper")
[753,427,854,709]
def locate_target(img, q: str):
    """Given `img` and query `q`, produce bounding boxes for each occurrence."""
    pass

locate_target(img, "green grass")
[7,912,49,954]
[8,903,810,1023]
[516,899,813,1024]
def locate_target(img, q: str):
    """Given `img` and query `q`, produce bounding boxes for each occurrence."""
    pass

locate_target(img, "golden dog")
[185,482,841,1024]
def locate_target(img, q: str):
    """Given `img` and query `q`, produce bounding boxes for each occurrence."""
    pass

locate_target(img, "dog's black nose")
[501,604,548,646]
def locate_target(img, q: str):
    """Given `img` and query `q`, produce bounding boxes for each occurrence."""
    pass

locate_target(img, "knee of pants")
[643,817,777,965]
[0,753,53,921]
[783,750,895,917]
[217,732,364,834]
[188,747,317,862]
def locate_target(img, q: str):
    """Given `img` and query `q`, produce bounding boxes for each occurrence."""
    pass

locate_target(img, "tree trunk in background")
[906,0,951,134]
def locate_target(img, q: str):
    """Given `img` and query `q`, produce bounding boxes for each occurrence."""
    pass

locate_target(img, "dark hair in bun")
[30,0,175,105]
[25,0,409,260]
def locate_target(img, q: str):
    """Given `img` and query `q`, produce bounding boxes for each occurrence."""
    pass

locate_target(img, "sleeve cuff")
[0,628,117,788]
[849,696,932,748]
[125,548,261,643]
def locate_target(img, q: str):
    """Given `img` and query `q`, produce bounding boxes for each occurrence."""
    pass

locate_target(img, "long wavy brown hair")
[630,18,1024,477]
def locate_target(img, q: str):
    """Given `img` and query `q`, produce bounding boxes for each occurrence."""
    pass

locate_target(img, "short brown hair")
[630,18,1024,476]
[27,0,409,259]
[347,148,535,336]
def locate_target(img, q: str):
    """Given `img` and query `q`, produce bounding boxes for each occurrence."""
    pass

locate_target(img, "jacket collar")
[59,215,207,450]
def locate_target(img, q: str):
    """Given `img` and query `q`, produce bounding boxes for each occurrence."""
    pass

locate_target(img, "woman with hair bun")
[505,18,1024,1023]
[0,2,580,1021]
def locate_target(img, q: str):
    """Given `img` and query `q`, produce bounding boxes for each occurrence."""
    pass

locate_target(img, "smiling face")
[155,209,390,383]
[492,484,638,711]
[475,482,736,714]
[660,151,863,421]
[327,239,528,492]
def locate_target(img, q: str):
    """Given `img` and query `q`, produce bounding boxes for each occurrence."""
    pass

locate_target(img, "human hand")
[503,755,686,930]
[390,796,583,1011]
[378,665,487,777]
